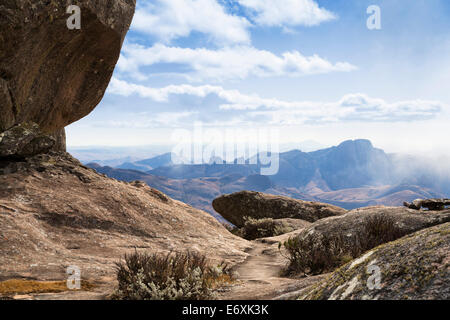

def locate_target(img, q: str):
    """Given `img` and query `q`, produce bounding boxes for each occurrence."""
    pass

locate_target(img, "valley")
[85,139,446,222]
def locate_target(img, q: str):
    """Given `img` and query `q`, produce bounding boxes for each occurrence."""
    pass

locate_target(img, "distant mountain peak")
[337,139,373,149]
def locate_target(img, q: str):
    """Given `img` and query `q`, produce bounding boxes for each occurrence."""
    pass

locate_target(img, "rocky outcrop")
[0,152,250,288]
[296,206,450,242]
[212,191,347,226]
[299,222,450,300]
[404,198,450,211]
[0,123,66,159]
[0,0,135,153]
[282,206,450,276]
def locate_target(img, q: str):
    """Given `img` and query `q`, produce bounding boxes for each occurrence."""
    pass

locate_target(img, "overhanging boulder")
[0,0,135,153]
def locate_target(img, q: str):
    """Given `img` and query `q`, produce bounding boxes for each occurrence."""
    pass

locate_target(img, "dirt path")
[7,230,325,300]
[217,231,327,300]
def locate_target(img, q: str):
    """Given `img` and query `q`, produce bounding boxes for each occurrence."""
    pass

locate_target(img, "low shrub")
[221,222,243,237]
[113,251,233,300]
[281,214,408,276]
[281,232,349,276]
[355,214,407,253]
[240,217,294,240]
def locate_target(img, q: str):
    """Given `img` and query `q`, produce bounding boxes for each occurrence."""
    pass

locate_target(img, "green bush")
[241,217,294,240]
[281,214,407,276]
[113,251,232,300]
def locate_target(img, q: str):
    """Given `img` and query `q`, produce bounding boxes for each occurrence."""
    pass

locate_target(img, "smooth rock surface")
[0,152,250,298]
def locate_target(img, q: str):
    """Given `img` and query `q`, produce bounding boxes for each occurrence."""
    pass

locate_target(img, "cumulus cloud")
[131,0,251,45]
[117,43,356,81]
[237,0,336,27]
[108,78,444,124]
[131,0,336,46]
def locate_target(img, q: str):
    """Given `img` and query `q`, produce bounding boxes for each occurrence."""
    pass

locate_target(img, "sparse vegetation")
[281,214,408,276]
[113,251,234,300]
[280,232,350,276]
[240,217,294,240]
[221,222,243,237]
[355,214,407,253]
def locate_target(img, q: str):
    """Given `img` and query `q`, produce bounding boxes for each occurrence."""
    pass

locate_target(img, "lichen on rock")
[299,222,450,300]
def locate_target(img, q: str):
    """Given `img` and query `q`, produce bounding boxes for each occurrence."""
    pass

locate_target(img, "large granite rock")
[404,198,450,211]
[297,206,450,241]
[0,0,135,153]
[212,191,347,226]
[299,222,450,300]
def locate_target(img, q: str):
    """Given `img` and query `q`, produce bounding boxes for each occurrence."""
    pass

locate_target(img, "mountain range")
[87,139,448,221]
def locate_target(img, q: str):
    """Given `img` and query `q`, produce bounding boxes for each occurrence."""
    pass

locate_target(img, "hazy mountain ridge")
[136,140,398,190]
[86,139,447,220]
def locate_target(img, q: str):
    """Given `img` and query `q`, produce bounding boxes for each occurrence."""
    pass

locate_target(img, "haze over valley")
[82,139,449,221]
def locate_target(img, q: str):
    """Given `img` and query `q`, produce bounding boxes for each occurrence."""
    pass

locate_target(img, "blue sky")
[67,0,450,155]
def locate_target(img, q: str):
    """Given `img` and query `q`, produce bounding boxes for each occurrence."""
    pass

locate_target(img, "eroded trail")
[217,231,327,300]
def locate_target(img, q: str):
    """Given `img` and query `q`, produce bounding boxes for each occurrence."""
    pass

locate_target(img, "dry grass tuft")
[0,279,95,296]
[281,214,408,276]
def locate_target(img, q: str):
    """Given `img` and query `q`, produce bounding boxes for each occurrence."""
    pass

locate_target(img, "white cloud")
[237,0,336,27]
[132,0,251,45]
[117,43,356,81]
[97,112,199,128]
[108,78,444,124]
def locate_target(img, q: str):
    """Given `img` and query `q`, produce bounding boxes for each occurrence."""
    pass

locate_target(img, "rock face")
[0,123,66,158]
[311,139,392,190]
[299,222,450,300]
[212,191,347,226]
[0,152,250,287]
[0,0,135,152]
